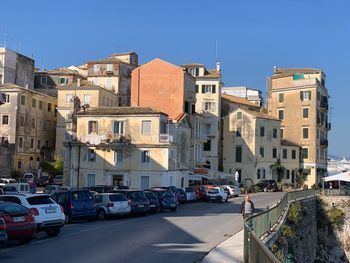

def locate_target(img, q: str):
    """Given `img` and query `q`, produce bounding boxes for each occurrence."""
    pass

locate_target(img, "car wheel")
[20,237,32,244]
[97,209,106,220]
[46,228,61,237]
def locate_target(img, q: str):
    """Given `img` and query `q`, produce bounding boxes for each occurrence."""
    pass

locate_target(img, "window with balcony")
[141,150,150,163]
[88,121,98,134]
[141,120,151,135]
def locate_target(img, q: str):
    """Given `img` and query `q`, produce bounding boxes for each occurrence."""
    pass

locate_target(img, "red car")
[0,202,36,244]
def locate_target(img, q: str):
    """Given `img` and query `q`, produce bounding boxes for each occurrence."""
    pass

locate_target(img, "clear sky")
[1,0,349,156]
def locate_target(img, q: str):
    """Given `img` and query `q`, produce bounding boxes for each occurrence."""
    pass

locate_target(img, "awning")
[323,172,350,183]
[188,173,212,180]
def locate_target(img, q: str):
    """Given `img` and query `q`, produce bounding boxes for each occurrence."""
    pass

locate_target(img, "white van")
[23,173,35,183]
[2,183,30,193]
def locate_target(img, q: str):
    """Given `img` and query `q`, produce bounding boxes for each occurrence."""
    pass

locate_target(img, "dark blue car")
[51,190,96,223]
[149,188,177,212]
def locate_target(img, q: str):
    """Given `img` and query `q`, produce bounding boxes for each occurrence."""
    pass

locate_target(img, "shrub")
[327,208,345,230]
[275,250,285,262]
[281,225,295,239]
[271,242,279,253]
[287,203,302,224]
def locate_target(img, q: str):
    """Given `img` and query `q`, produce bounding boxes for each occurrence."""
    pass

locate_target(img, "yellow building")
[268,67,329,187]
[55,84,119,158]
[0,84,57,175]
[64,107,192,189]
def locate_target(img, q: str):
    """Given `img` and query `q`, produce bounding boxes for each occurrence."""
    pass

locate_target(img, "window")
[302,148,309,159]
[32,98,36,108]
[192,104,195,114]
[3,94,10,103]
[88,149,96,162]
[281,129,284,139]
[283,149,288,159]
[260,127,265,137]
[141,121,151,135]
[114,150,123,164]
[2,115,9,125]
[66,94,73,103]
[257,169,266,180]
[204,140,211,151]
[18,137,23,148]
[30,138,34,149]
[87,174,95,187]
[48,103,52,112]
[259,147,264,158]
[106,64,113,71]
[184,101,189,113]
[39,101,43,110]
[273,128,277,139]
[204,101,214,111]
[195,85,199,93]
[237,112,242,120]
[113,121,124,134]
[300,91,311,101]
[236,126,242,137]
[18,161,22,169]
[292,149,296,159]
[286,170,290,180]
[37,139,41,150]
[94,64,100,72]
[278,109,284,120]
[88,121,98,134]
[83,94,91,105]
[279,93,284,103]
[41,76,47,84]
[59,78,68,85]
[272,148,277,158]
[160,120,167,134]
[303,108,309,118]
[235,146,242,163]
[141,150,150,163]
[202,85,215,93]
[20,95,25,105]
[140,176,149,190]
[303,128,309,139]
[31,118,35,128]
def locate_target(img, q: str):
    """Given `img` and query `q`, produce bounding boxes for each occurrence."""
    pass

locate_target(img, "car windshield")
[0,203,28,213]
[24,174,33,179]
[159,191,173,198]
[27,196,54,205]
[144,192,156,199]
[208,188,219,194]
[55,176,63,179]
[127,191,145,200]
[109,194,127,202]
[72,191,93,201]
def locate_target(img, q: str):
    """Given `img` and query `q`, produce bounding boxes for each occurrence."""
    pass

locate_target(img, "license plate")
[170,204,176,207]
[150,205,155,208]
[138,205,144,208]
[45,208,56,213]
[13,216,25,222]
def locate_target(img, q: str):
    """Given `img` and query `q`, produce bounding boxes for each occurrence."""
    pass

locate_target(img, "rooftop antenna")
[215,40,221,71]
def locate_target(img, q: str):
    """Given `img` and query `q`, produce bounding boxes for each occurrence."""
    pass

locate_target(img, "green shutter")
[212,85,216,93]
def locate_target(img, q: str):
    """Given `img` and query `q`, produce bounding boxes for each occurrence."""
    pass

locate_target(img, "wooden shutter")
[195,85,199,93]
[212,85,216,93]
[202,85,205,93]
[308,91,311,100]
[300,91,303,101]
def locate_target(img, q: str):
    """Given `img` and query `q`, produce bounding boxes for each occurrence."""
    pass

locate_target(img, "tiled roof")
[86,57,125,64]
[199,69,221,79]
[272,68,323,78]
[76,107,167,116]
[36,67,85,77]
[181,62,205,67]
[281,139,300,148]
[110,51,137,57]
[221,94,260,108]
[243,108,280,121]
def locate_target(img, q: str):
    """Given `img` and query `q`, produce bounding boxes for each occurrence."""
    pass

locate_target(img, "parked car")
[149,188,177,211]
[143,190,161,212]
[53,175,63,186]
[22,173,35,183]
[2,183,30,194]
[0,194,65,237]
[183,187,197,202]
[94,193,131,219]
[37,176,50,187]
[0,202,36,244]
[255,180,278,192]
[0,178,17,187]
[228,185,241,197]
[88,185,114,193]
[51,190,96,223]
[154,186,180,204]
[176,188,187,204]
[0,217,7,246]
[194,185,214,201]
[206,187,228,203]
[110,190,150,215]
[43,185,61,194]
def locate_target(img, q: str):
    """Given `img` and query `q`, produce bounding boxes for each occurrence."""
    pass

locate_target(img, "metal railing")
[244,189,318,263]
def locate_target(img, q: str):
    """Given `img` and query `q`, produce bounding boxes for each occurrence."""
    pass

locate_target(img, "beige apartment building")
[63,107,192,189]
[0,84,57,175]
[268,67,329,187]
[181,62,222,172]
[55,84,119,158]
[87,52,138,106]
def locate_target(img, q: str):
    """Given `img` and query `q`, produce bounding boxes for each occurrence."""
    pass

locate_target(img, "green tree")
[40,159,63,176]
[270,159,285,183]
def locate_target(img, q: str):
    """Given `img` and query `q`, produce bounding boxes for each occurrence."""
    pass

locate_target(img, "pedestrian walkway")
[202,229,244,263]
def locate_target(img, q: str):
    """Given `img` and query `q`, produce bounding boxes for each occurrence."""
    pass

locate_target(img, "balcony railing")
[320,139,328,146]
[81,133,132,144]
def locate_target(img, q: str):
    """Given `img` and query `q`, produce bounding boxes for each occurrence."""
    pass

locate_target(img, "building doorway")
[112,174,124,187]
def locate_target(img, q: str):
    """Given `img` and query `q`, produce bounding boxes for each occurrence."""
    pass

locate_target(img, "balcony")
[105,133,132,144]
[320,139,328,147]
[320,102,329,111]
[81,134,106,145]
[159,134,174,143]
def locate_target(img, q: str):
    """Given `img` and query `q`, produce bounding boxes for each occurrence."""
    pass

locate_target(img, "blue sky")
[1,0,349,156]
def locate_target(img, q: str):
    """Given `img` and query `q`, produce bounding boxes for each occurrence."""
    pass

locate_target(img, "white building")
[222,86,263,106]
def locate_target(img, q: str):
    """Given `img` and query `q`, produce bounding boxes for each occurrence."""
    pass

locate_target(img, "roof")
[272,67,324,78]
[76,107,168,116]
[241,108,280,121]
[324,172,350,183]
[199,69,221,79]
[36,67,86,77]
[110,51,137,57]
[86,57,126,64]
[221,93,260,108]
[56,83,118,96]
[0,83,57,100]
[281,139,300,148]
[181,62,205,67]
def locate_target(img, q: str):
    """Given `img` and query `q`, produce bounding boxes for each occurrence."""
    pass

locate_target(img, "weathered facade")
[268,67,329,187]
[0,84,57,175]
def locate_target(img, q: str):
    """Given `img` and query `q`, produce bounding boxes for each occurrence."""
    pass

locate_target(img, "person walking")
[240,194,255,219]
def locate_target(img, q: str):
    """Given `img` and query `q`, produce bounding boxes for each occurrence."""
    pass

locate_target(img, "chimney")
[273,66,277,73]
[77,78,81,87]
[216,61,221,72]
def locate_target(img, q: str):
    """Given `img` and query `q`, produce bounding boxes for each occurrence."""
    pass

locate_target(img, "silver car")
[94,193,131,220]
[182,187,197,202]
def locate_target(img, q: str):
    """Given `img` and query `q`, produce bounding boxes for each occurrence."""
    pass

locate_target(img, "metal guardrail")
[244,189,319,263]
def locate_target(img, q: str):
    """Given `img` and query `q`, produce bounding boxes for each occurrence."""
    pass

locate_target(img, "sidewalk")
[202,229,244,263]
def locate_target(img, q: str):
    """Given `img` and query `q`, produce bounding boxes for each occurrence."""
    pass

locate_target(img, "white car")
[0,178,17,187]
[182,187,197,202]
[229,185,241,197]
[23,173,35,183]
[206,187,228,202]
[0,193,65,237]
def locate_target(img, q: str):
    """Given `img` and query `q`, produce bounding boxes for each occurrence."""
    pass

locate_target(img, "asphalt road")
[0,192,283,263]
